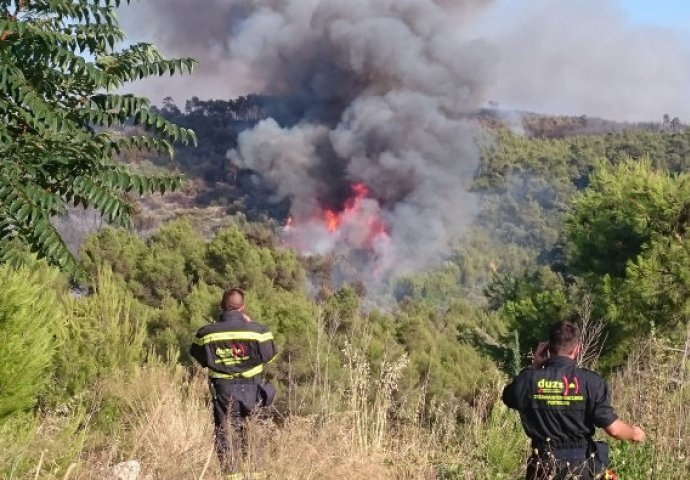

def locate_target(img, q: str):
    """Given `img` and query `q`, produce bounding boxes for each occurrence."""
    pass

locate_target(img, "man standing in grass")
[502,321,645,480]
[190,288,276,479]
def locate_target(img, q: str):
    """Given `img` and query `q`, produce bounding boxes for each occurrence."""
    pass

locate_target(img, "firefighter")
[190,288,277,479]
[502,321,645,480]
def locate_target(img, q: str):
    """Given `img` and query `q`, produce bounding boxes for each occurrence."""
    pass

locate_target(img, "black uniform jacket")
[502,356,618,450]
[190,310,277,381]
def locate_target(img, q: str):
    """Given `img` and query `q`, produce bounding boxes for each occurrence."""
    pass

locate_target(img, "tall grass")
[0,264,63,419]
[608,325,690,479]
[2,305,689,478]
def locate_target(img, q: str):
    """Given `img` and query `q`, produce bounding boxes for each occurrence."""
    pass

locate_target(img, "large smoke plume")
[124,0,497,287]
[122,0,690,120]
[221,0,493,286]
[120,0,690,288]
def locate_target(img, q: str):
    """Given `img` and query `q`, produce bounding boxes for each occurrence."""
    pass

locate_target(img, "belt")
[209,376,261,385]
[532,439,590,453]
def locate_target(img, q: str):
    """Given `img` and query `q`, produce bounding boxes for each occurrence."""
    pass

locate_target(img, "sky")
[623,0,690,27]
[479,0,690,31]
[487,0,690,28]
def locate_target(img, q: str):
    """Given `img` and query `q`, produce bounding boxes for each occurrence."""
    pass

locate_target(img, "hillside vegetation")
[3,119,690,477]
[2,1,689,478]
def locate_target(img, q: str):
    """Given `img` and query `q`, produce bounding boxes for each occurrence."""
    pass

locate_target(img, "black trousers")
[210,379,260,474]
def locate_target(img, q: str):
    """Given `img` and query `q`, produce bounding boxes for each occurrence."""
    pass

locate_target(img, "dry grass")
[6,326,690,479]
[61,364,454,480]
[0,311,526,480]
[46,334,511,480]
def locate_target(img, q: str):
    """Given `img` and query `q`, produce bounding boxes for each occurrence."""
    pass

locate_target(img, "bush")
[50,267,148,400]
[0,264,64,419]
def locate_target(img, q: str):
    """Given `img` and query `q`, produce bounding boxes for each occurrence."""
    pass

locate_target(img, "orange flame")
[322,183,389,246]
[325,209,341,232]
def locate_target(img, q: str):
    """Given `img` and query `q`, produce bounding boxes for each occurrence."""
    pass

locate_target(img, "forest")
[1,1,689,479]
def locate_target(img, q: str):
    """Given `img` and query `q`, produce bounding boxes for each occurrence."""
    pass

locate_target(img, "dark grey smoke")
[121,0,496,288]
[222,0,493,285]
[121,0,690,120]
[118,0,690,288]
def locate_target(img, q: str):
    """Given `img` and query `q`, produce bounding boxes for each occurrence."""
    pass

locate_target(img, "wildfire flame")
[281,182,391,268]
[321,183,389,245]
[325,209,340,232]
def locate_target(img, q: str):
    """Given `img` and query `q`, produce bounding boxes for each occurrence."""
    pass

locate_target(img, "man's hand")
[531,341,550,369]
[631,426,646,443]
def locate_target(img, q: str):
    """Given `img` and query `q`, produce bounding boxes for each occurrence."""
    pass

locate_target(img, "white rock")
[111,460,141,480]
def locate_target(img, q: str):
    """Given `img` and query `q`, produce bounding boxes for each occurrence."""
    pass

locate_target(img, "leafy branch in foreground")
[0,0,197,276]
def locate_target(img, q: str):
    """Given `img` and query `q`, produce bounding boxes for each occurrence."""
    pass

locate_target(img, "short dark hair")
[548,321,580,355]
[221,288,245,311]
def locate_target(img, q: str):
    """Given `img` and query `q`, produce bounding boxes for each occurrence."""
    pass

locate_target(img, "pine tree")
[0,0,196,276]
[0,263,62,419]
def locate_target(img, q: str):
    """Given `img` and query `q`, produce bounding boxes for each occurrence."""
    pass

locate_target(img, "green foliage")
[51,266,147,399]
[81,217,319,376]
[561,160,690,363]
[620,237,690,330]
[0,404,91,479]
[80,216,501,401]
[481,405,527,476]
[394,300,501,399]
[486,268,571,362]
[0,0,196,275]
[478,128,690,190]
[0,263,63,419]
[565,159,690,278]
[482,152,690,367]
[81,225,147,278]
[323,286,361,332]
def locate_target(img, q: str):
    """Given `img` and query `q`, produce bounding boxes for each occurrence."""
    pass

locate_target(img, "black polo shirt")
[502,356,618,450]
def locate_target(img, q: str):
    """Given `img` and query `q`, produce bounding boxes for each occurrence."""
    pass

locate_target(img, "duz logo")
[561,375,579,396]
[231,342,247,358]
[215,343,248,360]
[536,376,580,396]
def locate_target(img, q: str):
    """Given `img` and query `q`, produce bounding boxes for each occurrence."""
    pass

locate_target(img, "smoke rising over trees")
[119,0,690,288]
[123,0,690,121]
[126,0,497,285]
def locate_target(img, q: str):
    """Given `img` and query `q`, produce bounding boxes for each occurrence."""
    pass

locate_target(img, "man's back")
[502,356,617,450]
[502,322,644,480]
[190,310,276,380]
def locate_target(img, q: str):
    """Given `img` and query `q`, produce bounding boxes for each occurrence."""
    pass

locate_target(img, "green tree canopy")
[565,159,690,279]
[0,0,196,275]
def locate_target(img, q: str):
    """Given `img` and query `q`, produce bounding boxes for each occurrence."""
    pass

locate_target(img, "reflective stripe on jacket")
[190,310,277,379]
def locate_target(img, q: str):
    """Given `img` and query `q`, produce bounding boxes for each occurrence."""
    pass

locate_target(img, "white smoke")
[476,0,690,121]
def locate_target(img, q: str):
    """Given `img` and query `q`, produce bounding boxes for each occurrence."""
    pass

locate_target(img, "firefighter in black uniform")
[502,321,645,480]
[190,288,277,479]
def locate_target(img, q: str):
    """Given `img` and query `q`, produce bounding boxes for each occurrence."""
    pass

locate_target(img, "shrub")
[50,267,147,400]
[0,264,64,419]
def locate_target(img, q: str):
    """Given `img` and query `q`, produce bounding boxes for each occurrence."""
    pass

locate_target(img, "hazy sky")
[119,0,690,120]
[623,0,690,27]
[488,0,690,27]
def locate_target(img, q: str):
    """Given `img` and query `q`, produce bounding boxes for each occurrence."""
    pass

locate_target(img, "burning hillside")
[223,0,488,288]
[282,182,390,268]
[121,0,690,291]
